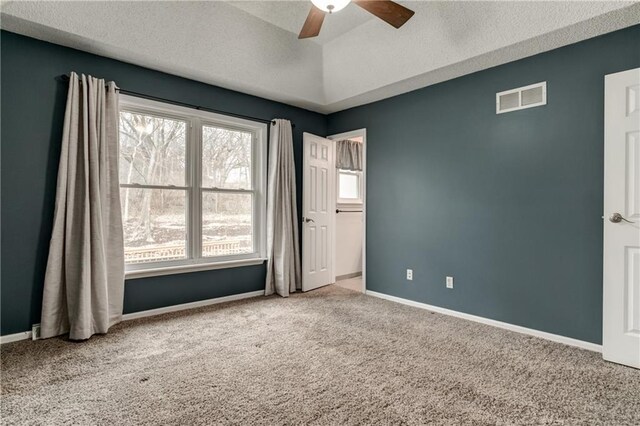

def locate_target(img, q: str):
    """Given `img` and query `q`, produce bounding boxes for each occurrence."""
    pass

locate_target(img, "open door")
[603,68,640,369]
[302,133,335,292]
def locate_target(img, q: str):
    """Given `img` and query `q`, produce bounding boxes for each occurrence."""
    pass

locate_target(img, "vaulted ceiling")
[2,1,639,113]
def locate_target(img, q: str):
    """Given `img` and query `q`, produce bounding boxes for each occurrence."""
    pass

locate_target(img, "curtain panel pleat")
[336,139,363,171]
[265,119,301,297]
[40,72,124,340]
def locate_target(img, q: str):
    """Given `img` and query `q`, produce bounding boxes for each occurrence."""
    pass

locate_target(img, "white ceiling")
[1,1,639,114]
[230,1,375,45]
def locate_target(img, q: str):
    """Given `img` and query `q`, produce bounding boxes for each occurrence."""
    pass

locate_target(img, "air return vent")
[496,82,546,114]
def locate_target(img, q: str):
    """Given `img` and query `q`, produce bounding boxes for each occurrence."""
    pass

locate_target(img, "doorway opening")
[330,129,366,293]
[301,129,366,293]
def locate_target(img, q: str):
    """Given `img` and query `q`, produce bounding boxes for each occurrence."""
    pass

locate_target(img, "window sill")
[125,258,267,280]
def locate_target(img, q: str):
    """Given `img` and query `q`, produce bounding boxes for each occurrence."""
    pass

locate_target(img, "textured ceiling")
[229,1,375,45]
[1,1,639,113]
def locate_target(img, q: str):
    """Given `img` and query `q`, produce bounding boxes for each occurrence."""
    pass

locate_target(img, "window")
[119,95,266,278]
[337,170,362,204]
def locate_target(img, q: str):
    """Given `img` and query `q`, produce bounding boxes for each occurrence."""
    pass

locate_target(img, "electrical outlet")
[31,323,41,340]
[446,276,454,289]
[406,269,413,281]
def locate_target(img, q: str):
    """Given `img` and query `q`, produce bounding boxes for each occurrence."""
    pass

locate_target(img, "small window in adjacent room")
[338,170,362,204]
[118,95,267,277]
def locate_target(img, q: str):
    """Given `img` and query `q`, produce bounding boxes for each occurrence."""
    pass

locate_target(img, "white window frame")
[119,95,267,279]
[496,81,547,114]
[337,169,363,205]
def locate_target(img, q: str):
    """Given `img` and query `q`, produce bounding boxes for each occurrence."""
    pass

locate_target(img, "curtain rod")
[56,74,295,128]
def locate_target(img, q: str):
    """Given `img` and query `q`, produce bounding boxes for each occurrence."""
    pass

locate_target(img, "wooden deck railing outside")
[125,239,251,264]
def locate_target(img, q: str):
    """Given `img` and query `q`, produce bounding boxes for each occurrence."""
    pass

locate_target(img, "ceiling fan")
[299,0,415,39]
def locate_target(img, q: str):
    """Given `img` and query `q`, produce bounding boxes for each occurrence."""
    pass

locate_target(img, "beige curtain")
[40,72,124,340]
[336,139,363,171]
[265,119,300,297]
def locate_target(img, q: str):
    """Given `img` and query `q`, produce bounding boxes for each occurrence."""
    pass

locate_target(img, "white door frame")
[328,128,367,293]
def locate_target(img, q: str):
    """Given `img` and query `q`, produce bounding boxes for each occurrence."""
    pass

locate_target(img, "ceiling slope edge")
[0,11,328,113]
[322,3,640,114]
[2,3,639,115]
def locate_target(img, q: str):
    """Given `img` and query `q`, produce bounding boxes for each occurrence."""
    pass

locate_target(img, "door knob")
[609,212,634,224]
[303,217,314,223]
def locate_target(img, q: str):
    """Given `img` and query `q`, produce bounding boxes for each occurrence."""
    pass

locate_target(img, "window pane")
[202,192,253,257]
[120,188,187,264]
[339,172,360,199]
[202,126,252,189]
[119,111,186,186]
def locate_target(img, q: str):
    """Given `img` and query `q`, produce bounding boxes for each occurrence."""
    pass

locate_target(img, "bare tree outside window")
[202,126,251,189]
[119,111,256,265]
[119,111,187,264]
[201,126,253,257]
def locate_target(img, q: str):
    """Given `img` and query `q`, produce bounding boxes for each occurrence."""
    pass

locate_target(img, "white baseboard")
[121,290,264,321]
[0,331,32,344]
[3,289,601,353]
[0,290,265,345]
[365,290,602,353]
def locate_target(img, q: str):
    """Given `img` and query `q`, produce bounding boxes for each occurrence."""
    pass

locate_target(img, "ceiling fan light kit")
[311,0,352,14]
[299,0,415,39]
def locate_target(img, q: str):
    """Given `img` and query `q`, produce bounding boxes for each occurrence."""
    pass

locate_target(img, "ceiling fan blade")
[299,5,326,39]
[353,0,415,29]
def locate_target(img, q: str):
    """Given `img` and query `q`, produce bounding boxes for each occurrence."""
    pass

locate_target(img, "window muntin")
[118,96,266,275]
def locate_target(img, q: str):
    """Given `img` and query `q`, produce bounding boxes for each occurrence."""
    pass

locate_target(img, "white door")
[603,67,640,369]
[302,133,335,292]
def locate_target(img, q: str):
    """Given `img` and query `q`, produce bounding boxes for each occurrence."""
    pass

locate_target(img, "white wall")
[335,209,362,278]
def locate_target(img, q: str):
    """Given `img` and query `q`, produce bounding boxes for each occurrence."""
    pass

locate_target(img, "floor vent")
[496,82,546,114]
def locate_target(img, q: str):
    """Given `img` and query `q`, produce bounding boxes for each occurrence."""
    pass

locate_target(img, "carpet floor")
[2,285,639,425]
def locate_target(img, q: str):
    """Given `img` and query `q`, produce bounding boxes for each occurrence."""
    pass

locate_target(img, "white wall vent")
[496,82,546,114]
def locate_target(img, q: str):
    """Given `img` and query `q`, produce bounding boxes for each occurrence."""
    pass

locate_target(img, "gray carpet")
[2,285,639,425]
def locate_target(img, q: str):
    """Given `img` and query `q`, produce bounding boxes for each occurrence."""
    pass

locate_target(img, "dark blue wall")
[3,26,639,342]
[0,31,327,336]
[328,25,640,344]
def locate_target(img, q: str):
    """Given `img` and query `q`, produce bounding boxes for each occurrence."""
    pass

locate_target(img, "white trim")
[126,257,266,279]
[0,331,32,344]
[120,94,267,130]
[366,290,602,353]
[496,81,547,114]
[1,290,265,344]
[119,94,268,278]
[121,290,264,321]
[328,129,367,294]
